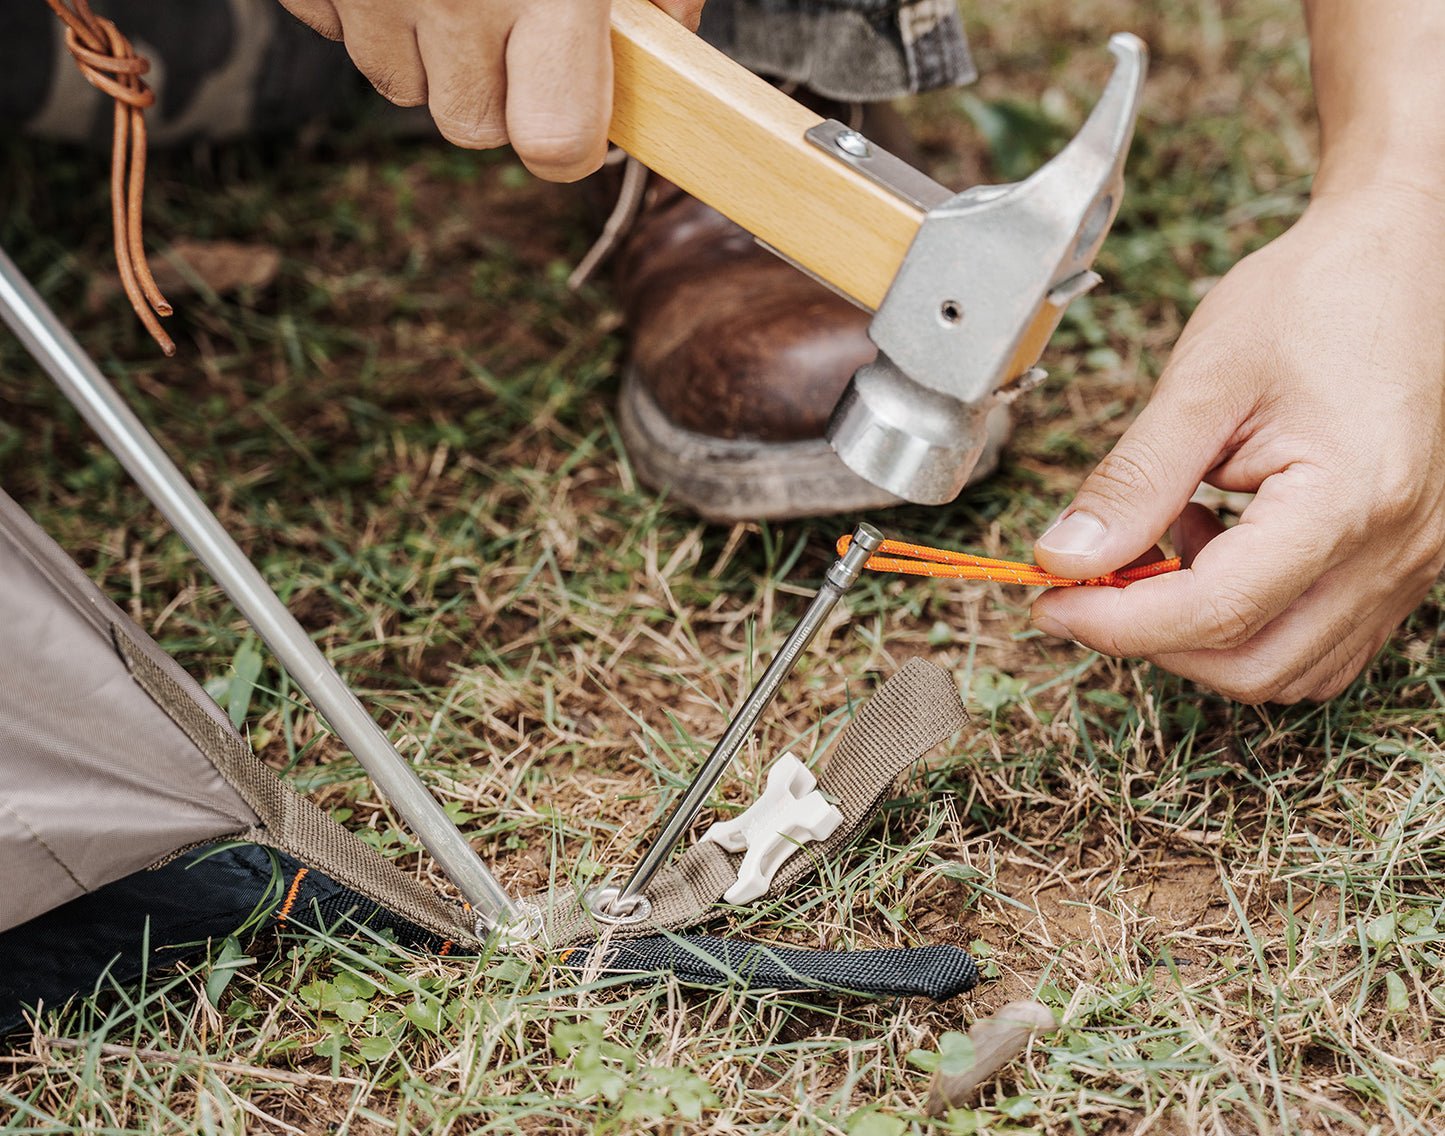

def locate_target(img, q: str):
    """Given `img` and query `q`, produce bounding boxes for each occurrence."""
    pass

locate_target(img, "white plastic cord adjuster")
[700,752,843,904]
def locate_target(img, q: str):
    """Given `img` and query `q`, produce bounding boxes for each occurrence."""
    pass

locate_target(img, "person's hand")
[1028,184,1445,703]
[276,0,704,181]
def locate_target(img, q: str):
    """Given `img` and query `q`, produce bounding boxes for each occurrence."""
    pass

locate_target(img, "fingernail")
[1031,613,1073,641]
[1038,510,1106,558]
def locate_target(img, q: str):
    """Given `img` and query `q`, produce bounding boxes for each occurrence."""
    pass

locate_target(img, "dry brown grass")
[4,0,1445,1132]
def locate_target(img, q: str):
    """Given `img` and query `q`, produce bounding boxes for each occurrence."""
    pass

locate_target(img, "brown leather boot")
[608,119,1008,523]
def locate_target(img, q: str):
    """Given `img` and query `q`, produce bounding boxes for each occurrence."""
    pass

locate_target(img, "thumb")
[650,0,706,31]
[1033,373,1231,578]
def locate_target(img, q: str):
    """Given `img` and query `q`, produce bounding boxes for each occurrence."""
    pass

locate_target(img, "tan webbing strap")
[539,657,968,947]
[114,629,481,946]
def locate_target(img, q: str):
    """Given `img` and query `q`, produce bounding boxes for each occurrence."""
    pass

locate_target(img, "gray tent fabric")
[0,488,475,947]
[0,490,259,932]
[116,636,479,945]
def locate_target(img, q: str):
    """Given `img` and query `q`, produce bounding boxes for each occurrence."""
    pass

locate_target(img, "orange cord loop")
[838,534,1180,589]
[45,0,175,356]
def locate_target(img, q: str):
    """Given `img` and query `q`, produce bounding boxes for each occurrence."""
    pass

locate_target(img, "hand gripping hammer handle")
[606,0,924,313]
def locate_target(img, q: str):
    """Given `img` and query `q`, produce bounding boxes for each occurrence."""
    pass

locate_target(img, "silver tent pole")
[0,247,521,936]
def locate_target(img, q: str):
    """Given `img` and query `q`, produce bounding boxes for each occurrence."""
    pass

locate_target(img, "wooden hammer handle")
[607,0,924,311]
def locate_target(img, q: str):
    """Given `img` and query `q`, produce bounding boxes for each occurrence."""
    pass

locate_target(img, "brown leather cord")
[44,0,175,356]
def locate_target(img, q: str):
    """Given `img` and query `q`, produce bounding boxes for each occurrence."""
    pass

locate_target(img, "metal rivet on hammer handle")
[600,523,885,918]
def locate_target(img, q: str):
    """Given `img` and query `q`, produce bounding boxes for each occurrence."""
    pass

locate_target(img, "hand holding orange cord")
[1021,2,1445,706]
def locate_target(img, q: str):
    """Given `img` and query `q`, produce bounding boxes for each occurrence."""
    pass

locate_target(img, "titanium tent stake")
[593,523,884,921]
[0,247,522,937]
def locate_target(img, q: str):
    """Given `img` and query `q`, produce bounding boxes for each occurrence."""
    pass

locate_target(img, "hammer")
[606,0,1146,505]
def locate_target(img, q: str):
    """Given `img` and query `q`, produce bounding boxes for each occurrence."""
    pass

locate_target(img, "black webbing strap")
[558,935,980,1001]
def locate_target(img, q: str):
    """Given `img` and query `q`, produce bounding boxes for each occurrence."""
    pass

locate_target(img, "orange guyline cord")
[838,534,1181,589]
[44,0,175,355]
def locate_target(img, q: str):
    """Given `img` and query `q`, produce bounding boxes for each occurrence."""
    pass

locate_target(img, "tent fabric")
[117,636,479,945]
[0,490,258,933]
[0,486,982,1028]
[0,486,477,947]
[0,841,455,1036]
[0,476,478,1030]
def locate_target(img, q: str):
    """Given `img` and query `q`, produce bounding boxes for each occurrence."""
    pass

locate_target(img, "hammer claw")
[828,35,1149,505]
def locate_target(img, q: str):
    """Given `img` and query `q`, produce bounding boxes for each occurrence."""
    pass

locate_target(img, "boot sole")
[617,370,1012,523]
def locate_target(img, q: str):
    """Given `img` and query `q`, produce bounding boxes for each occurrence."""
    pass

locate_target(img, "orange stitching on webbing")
[439,941,453,956]
[44,0,175,355]
[839,534,1181,589]
[278,867,310,923]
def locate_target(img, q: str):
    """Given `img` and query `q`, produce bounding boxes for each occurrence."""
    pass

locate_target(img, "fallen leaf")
[89,238,281,309]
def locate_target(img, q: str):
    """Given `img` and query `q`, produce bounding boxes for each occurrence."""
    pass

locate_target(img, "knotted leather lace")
[45,0,174,355]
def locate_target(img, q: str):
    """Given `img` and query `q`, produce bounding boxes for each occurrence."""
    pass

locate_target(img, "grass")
[3,0,1445,1132]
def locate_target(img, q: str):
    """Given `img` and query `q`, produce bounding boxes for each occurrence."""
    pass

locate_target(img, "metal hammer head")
[825,34,1148,505]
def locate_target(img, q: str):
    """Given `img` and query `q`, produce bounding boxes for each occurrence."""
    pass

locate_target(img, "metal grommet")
[484,900,543,946]
[586,886,653,926]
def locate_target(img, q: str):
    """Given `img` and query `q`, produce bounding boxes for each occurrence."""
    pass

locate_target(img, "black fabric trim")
[0,843,455,1037]
[281,867,453,956]
[3,849,979,1037]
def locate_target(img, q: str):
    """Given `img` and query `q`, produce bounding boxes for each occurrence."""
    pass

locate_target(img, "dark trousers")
[3,0,974,146]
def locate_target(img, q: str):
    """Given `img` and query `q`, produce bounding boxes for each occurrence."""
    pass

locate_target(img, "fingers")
[288,0,702,176]
[1144,590,1366,704]
[345,2,428,107]
[1146,579,1414,704]
[379,0,612,177]
[1270,618,1390,703]
[283,0,621,176]
[1032,485,1435,703]
[650,0,705,31]
[413,4,508,145]
[1250,561,1432,702]
[276,0,344,39]
[1028,188,1445,705]
[502,2,613,179]
[1033,357,1239,580]
[1032,469,1344,659]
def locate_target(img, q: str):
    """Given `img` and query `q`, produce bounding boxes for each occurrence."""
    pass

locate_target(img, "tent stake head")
[485,900,544,946]
[586,886,654,926]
